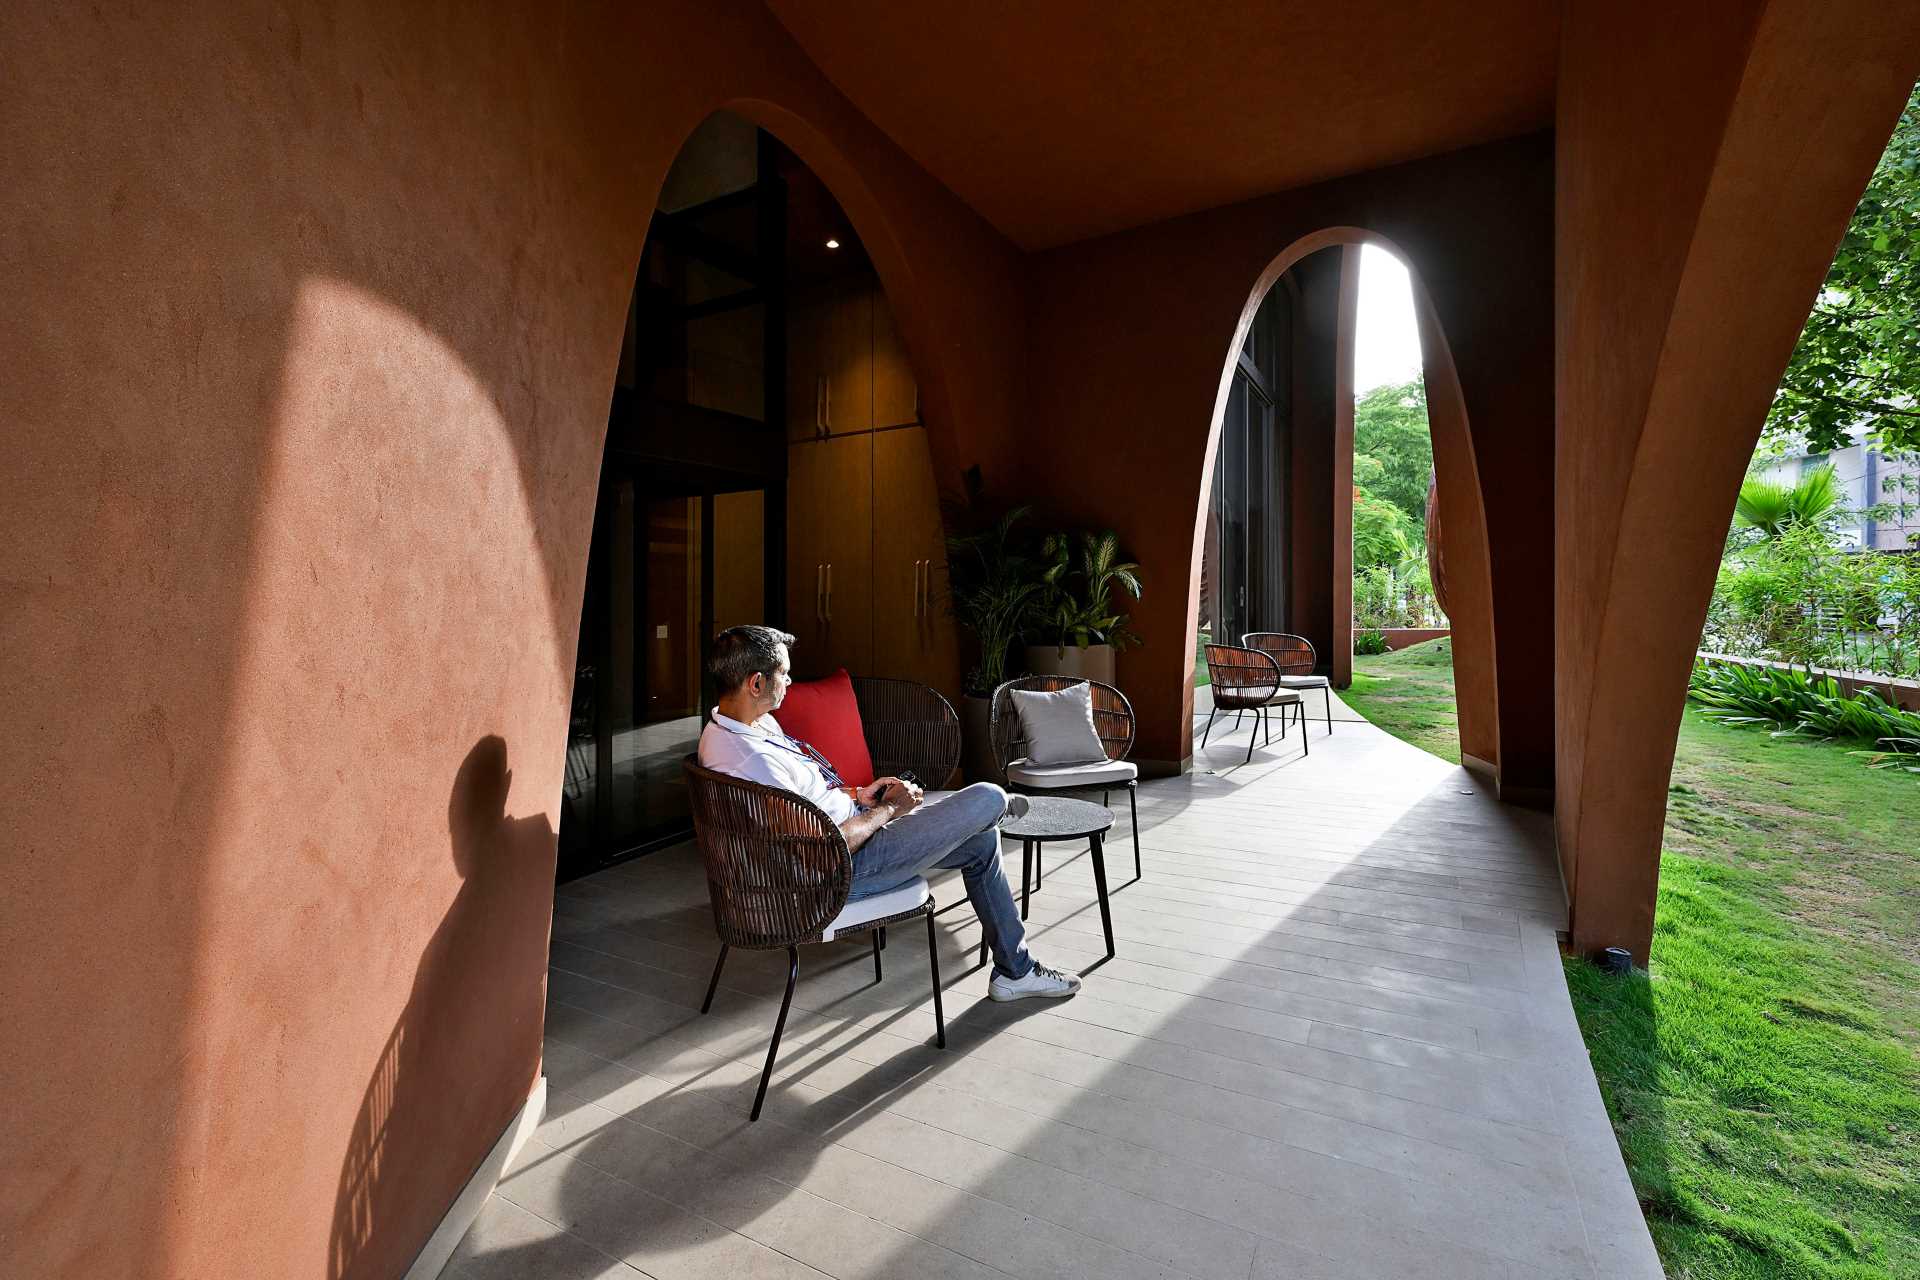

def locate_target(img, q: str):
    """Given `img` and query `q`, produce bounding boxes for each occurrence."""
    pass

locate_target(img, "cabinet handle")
[815,563,823,622]
[917,560,926,618]
[922,559,931,619]
[815,376,825,436]
[825,562,832,622]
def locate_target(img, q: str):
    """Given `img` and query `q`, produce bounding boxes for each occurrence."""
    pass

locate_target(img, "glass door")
[558,470,766,880]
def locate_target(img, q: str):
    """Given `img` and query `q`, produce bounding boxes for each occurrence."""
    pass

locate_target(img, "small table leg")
[1090,832,1115,959]
[1021,838,1033,920]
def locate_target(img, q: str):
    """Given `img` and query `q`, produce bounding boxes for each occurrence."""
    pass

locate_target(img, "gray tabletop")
[998,794,1115,840]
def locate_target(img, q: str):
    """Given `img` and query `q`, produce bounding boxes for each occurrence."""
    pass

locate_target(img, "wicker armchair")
[989,675,1141,882]
[1242,631,1334,734]
[1200,644,1307,763]
[682,757,946,1121]
[848,675,962,790]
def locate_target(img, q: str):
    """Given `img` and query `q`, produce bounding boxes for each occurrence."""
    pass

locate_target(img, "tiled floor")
[450,713,1660,1280]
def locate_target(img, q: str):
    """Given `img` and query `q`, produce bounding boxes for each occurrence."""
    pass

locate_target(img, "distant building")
[1753,426,1920,551]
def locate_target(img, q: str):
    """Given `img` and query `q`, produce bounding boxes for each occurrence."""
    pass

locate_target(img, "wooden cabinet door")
[785,284,827,443]
[871,426,961,696]
[785,433,872,678]
[872,288,919,428]
[823,277,874,437]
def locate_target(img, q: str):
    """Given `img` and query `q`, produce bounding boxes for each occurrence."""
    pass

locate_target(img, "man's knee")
[949,781,1008,832]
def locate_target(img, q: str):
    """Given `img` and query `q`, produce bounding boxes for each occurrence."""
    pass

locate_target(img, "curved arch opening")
[555,109,960,876]
[1190,228,1501,776]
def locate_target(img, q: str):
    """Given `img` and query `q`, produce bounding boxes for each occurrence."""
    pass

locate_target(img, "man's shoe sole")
[988,983,1080,1002]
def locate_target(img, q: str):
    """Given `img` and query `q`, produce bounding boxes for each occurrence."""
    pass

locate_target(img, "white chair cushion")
[823,876,930,940]
[1010,682,1107,764]
[1280,674,1329,688]
[1006,756,1138,788]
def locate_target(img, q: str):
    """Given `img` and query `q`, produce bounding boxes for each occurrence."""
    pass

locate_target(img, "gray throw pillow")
[1011,683,1107,765]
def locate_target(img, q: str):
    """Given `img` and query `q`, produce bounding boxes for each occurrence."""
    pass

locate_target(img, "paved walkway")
[451,715,1660,1280]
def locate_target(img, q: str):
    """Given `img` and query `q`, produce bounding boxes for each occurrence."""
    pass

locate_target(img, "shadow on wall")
[328,738,554,1280]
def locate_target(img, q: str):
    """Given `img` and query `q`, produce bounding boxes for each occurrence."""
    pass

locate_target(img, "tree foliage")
[1769,82,1920,453]
[1352,379,1433,523]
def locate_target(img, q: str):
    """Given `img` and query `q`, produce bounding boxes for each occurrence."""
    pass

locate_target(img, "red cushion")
[774,669,875,787]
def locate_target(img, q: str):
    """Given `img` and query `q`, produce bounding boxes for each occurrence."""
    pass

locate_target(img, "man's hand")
[857,776,923,818]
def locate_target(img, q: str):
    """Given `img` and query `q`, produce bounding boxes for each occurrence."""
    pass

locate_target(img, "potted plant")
[945,506,1045,779]
[1025,529,1143,685]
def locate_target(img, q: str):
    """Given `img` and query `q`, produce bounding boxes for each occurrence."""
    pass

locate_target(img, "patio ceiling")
[764,0,1559,250]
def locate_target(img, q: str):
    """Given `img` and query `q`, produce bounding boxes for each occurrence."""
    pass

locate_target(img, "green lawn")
[1345,641,1920,1280]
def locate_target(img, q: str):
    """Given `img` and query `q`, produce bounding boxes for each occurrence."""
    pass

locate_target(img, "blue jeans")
[849,782,1033,980]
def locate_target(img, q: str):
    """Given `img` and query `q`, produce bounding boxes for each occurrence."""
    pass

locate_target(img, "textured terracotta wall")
[0,2,1023,1276]
[1017,138,1554,779]
[1554,0,1919,955]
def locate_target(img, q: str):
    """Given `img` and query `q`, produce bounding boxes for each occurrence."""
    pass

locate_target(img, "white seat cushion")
[823,876,930,940]
[1006,756,1138,788]
[1280,674,1330,688]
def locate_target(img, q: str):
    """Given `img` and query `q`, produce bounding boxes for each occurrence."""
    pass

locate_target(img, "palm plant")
[945,506,1045,696]
[1734,464,1841,538]
[1031,529,1143,652]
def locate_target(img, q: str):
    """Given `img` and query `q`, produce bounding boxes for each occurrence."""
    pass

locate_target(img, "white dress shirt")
[697,709,857,824]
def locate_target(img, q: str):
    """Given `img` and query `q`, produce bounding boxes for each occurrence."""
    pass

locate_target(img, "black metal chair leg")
[1128,783,1141,879]
[1301,702,1310,756]
[1200,706,1217,747]
[1325,687,1333,734]
[1036,840,1044,889]
[879,926,887,950]
[1244,710,1259,762]
[871,929,884,983]
[926,907,947,1049]
[1234,708,1244,730]
[700,944,729,1014]
[750,946,800,1122]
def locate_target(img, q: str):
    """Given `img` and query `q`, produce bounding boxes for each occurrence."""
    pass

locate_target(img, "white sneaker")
[989,962,1082,1002]
[1004,794,1031,820]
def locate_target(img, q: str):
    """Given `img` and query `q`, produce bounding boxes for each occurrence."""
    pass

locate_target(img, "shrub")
[1354,551,1446,631]
[1354,628,1390,656]
[1688,658,1920,770]
[1703,517,1919,678]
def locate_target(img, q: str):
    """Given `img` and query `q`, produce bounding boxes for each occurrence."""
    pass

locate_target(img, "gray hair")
[706,625,796,694]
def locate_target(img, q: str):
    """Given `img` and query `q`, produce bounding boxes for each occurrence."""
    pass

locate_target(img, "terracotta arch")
[1191,227,1501,775]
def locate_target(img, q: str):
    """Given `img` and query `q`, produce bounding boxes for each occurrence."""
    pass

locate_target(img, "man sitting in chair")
[698,625,1080,1002]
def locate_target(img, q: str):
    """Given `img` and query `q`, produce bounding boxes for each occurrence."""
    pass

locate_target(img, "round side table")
[989,795,1116,963]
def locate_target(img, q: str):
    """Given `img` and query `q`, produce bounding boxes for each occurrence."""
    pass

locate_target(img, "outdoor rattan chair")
[1200,643,1307,763]
[848,674,963,789]
[989,675,1142,884]
[683,757,946,1121]
[1242,631,1334,734]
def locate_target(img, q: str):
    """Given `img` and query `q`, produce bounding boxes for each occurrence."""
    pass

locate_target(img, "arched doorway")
[1195,230,1500,775]
[557,111,959,877]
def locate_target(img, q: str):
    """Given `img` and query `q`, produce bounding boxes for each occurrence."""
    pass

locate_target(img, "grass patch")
[1345,638,1463,763]
[1342,640,1920,1279]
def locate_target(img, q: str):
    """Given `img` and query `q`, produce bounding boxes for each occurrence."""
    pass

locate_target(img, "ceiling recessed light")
[825,238,840,250]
